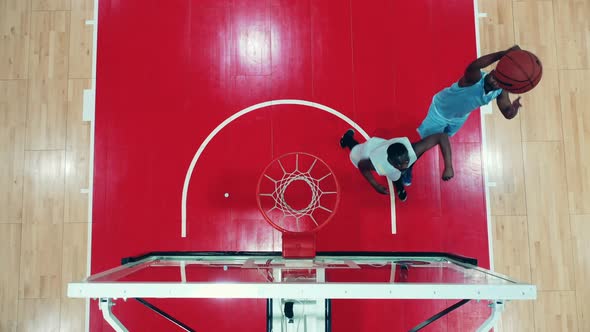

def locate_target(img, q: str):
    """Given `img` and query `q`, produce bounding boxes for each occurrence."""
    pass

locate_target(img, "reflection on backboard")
[69,252,536,332]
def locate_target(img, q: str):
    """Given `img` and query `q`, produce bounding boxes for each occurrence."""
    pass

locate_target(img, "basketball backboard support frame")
[69,251,536,331]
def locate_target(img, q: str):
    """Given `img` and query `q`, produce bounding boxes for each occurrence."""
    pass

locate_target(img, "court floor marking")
[473,0,495,270]
[181,99,398,238]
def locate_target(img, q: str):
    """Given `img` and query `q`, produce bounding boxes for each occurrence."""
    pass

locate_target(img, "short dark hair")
[387,143,409,165]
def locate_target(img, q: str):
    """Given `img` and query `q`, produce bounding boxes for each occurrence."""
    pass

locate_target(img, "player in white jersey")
[340,129,454,202]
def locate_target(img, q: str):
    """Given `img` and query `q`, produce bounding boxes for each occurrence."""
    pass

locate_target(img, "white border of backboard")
[69,254,536,301]
[69,281,536,300]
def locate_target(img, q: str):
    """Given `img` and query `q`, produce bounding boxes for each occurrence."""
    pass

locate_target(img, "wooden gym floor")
[1,0,589,331]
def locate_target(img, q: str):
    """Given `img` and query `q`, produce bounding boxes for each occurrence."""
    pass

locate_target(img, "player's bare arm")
[412,134,454,181]
[358,159,389,195]
[459,45,521,87]
[496,90,522,119]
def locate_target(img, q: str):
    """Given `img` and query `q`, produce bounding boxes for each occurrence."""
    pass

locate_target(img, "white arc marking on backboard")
[181,99,397,237]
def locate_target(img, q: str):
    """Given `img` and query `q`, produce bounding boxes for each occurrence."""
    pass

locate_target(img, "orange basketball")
[494,50,542,93]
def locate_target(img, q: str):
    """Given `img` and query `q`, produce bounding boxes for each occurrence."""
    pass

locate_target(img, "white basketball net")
[258,154,337,228]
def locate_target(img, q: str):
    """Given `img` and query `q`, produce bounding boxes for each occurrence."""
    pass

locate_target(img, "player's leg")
[393,178,407,202]
[445,115,470,136]
[401,166,413,186]
[417,104,449,139]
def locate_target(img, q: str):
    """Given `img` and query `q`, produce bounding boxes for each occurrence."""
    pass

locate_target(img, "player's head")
[485,70,501,91]
[387,143,410,170]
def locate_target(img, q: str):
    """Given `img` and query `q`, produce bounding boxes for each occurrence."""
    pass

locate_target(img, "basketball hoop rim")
[256,152,341,234]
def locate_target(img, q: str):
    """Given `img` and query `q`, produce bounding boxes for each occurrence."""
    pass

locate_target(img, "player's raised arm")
[496,90,522,119]
[460,45,521,86]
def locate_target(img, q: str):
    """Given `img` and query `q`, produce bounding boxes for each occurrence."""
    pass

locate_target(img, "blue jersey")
[431,71,502,119]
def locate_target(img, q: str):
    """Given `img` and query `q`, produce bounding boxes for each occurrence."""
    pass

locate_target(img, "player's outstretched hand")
[442,167,454,181]
[375,184,389,195]
[512,96,522,110]
[507,45,521,52]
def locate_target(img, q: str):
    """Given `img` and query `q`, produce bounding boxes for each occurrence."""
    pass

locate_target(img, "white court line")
[473,0,495,271]
[181,99,398,237]
[180,261,187,283]
[84,0,99,330]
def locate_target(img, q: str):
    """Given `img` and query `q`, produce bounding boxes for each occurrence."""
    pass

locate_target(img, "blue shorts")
[417,103,469,138]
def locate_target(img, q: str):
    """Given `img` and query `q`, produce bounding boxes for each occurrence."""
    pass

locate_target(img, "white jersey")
[349,137,417,181]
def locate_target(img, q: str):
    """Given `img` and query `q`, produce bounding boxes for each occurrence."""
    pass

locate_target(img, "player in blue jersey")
[407,45,523,185]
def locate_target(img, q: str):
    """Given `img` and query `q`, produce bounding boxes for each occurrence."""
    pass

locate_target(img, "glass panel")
[91,255,518,285]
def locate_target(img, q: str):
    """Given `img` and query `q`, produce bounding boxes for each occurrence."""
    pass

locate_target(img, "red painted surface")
[91,0,491,330]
